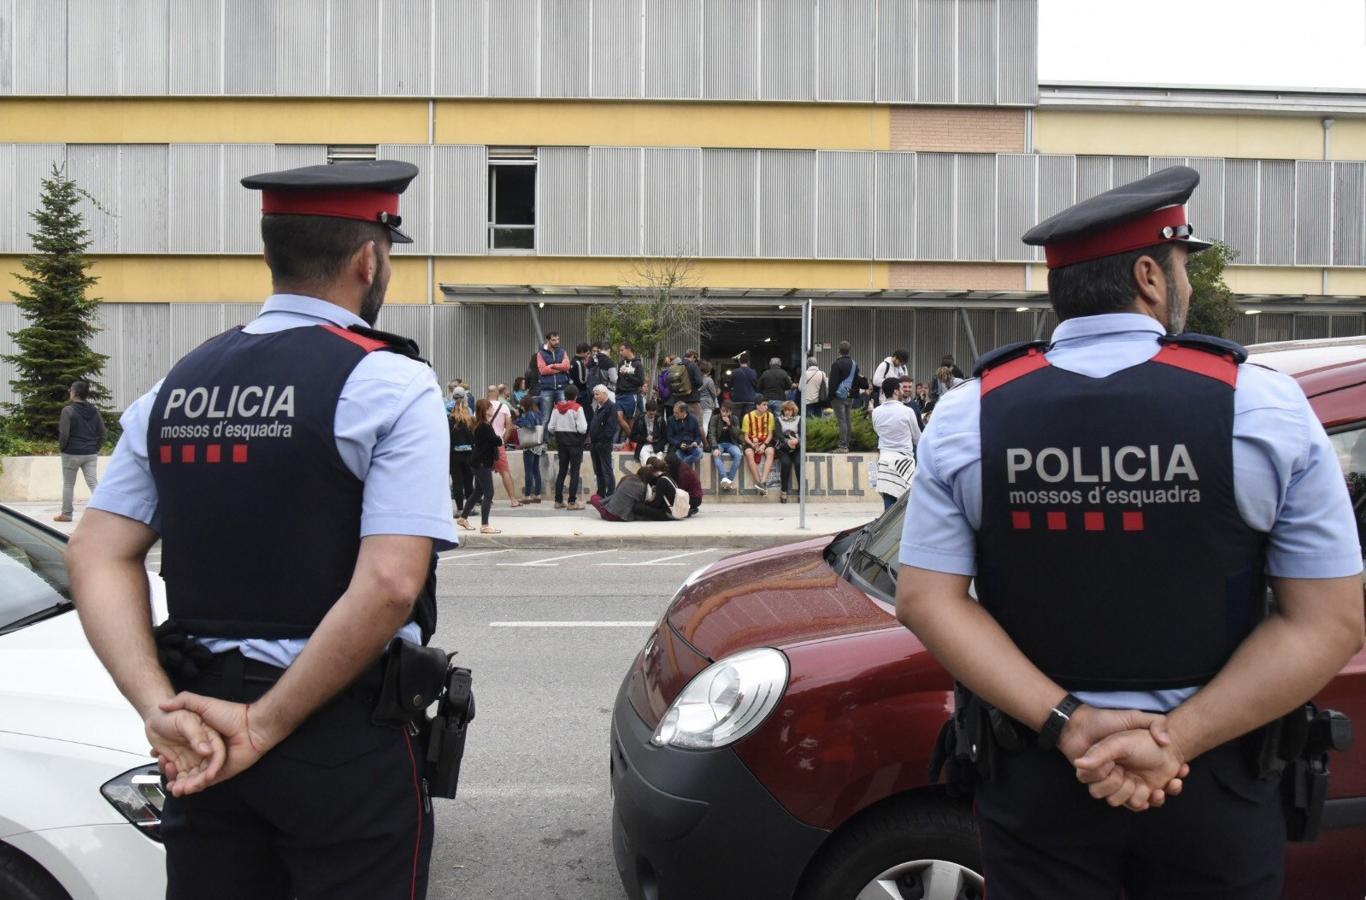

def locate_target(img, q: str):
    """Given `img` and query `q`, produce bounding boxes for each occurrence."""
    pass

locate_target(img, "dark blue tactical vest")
[148,324,437,642]
[975,335,1267,692]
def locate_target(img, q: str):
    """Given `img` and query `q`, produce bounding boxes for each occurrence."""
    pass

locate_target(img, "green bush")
[804,408,878,452]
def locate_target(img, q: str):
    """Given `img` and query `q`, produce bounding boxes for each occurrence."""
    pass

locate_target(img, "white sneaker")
[721,478,732,489]
[754,482,768,495]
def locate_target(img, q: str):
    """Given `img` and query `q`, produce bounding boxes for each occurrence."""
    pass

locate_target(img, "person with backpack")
[536,331,573,422]
[799,357,827,419]
[672,350,705,423]
[665,451,704,517]
[640,457,692,521]
[586,342,616,393]
[729,352,759,422]
[828,340,859,452]
[655,355,674,404]
[570,343,592,400]
[514,394,546,504]
[869,349,909,410]
[550,384,589,510]
[589,465,657,522]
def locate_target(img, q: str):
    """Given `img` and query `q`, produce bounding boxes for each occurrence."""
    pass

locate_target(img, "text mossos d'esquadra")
[1005,444,1202,508]
[158,385,295,440]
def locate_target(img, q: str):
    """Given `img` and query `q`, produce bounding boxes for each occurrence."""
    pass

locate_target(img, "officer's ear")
[1132,253,1169,318]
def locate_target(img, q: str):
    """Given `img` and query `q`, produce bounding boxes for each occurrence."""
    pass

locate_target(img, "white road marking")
[599,548,717,567]
[438,549,512,564]
[488,621,655,628]
[496,550,613,567]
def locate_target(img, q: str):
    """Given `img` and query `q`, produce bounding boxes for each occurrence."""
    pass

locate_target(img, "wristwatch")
[1037,693,1083,749]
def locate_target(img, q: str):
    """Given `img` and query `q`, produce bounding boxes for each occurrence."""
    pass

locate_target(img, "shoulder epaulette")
[321,323,428,364]
[972,340,1050,378]
[1157,332,1248,364]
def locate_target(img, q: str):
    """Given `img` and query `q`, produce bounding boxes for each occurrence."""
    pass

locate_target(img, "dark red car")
[611,336,1366,900]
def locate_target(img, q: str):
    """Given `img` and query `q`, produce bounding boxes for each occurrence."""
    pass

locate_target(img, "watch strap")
[1038,693,1083,749]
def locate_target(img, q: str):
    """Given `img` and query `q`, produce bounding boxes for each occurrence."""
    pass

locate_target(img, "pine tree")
[3,163,109,441]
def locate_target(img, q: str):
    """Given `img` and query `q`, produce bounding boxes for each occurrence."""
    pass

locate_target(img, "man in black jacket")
[588,385,619,499]
[756,358,792,409]
[615,343,646,442]
[828,341,859,452]
[55,380,107,522]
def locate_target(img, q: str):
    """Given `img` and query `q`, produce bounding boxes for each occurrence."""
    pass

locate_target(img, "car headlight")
[651,648,789,750]
[101,764,167,842]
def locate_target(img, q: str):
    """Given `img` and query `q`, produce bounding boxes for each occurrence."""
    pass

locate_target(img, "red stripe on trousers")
[402,730,422,900]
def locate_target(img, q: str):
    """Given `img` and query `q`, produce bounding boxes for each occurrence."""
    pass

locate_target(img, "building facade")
[1,0,1364,407]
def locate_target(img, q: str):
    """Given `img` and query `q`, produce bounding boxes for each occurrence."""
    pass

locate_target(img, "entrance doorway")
[701,313,804,390]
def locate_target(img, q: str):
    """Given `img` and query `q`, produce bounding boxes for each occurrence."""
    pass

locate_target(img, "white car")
[0,506,167,900]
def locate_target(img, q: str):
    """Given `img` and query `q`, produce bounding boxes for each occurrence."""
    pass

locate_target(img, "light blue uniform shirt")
[90,294,459,667]
[900,313,1362,712]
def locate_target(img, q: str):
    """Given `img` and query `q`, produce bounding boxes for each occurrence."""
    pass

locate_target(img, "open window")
[488,148,536,251]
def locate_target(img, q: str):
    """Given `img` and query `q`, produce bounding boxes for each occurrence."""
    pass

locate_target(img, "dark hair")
[684,349,698,359]
[70,380,90,400]
[738,352,750,365]
[882,377,901,398]
[576,342,591,354]
[545,330,559,340]
[838,340,851,355]
[519,393,538,412]
[512,376,527,391]
[260,214,389,286]
[1048,243,1177,322]
[720,399,733,412]
[563,384,579,401]
[892,349,908,363]
[620,342,634,353]
[699,360,712,374]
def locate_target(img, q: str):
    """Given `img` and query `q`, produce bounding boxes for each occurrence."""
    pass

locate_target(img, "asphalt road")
[423,546,735,899]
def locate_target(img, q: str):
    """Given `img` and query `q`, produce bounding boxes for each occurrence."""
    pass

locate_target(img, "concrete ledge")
[0,456,112,503]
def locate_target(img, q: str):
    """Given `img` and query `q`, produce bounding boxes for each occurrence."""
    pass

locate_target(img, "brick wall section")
[890,263,1026,291]
[890,107,1027,153]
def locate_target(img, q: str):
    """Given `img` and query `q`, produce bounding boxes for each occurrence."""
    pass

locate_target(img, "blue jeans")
[523,450,543,495]
[538,388,563,422]
[674,445,704,467]
[712,443,742,480]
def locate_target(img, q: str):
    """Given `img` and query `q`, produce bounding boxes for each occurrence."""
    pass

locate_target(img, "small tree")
[1183,241,1239,338]
[587,256,718,392]
[3,164,109,441]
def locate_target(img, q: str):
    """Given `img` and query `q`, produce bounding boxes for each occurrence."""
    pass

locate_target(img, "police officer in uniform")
[67,160,457,900]
[895,166,1364,899]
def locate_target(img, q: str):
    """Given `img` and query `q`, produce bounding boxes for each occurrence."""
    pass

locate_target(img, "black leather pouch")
[372,639,449,727]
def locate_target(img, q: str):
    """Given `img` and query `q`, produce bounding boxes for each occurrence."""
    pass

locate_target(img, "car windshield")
[846,493,909,599]
[0,510,72,632]
[1328,423,1366,555]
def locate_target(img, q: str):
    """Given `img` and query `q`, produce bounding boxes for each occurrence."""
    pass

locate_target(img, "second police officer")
[67,160,458,899]
[895,166,1364,899]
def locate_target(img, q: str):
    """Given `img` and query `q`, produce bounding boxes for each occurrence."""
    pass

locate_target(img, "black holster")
[1253,704,1353,842]
[372,639,476,801]
[928,684,1021,794]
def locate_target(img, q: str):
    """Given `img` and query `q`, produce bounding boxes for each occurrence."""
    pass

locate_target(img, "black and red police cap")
[1022,165,1213,269]
[241,160,419,244]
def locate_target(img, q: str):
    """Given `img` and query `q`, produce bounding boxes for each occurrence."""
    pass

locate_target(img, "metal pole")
[528,302,544,347]
[799,298,813,529]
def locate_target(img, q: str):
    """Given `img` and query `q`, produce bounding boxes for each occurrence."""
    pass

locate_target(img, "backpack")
[835,360,859,399]
[657,475,691,520]
[667,361,694,397]
[817,372,829,403]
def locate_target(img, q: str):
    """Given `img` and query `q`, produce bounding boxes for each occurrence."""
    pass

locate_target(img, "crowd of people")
[443,331,967,527]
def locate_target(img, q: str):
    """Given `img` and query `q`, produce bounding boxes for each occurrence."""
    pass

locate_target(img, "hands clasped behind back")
[1061,705,1190,813]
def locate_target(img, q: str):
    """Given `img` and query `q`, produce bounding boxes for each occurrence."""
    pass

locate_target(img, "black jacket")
[471,422,502,468]
[59,401,106,454]
[757,366,793,403]
[588,400,619,448]
[616,357,645,394]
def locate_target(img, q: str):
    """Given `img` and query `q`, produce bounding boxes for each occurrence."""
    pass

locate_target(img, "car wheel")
[0,844,73,900]
[797,797,983,900]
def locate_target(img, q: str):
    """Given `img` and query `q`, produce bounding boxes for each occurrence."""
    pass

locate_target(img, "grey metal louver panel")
[117,304,172,409]
[1226,313,1258,346]
[67,0,120,95]
[1111,156,1147,186]
[1257,312,1294,343]
[592,0,643,98]
[1035,154,1075,262]
[14,0,67,94]
[434,0,485,96]
[431,304,485,387]
[874,307,915,369]
[0,145,12,250]
[488,0,537,97]
[812,307,874,374]
[330,0,379,95]
[818,0,875,102]
[170,0,223,94]
[1223,159,1259,265]
[875,0,916,103]
[541,0,592,98]
[432,144,487,255]
[957,0,996,105]
[703,0,758,100]
[278,0,327,95]
[120,0,171,94]
[169,144,223,253]
[646,0,701,99]
[537,146,591,255]
[378,145,433,254]
[484,305,535,387]
[13,145,68,253]
[915,153,954,260]
[956,154,995,260]
[222,144,275,252]
[120,145,169,253]
[1331,314,1366,337]
[701,148,757,258]
[590,147,641,256]
[0,304,18,406]
[273,144,327,170]
[995,308,1037,347]
[1333,161,1365,267]
[1295,315,1330,339]
[1187,157,1224,243]
[0,6,12,94]
[66,145,120,253]
[1294,161,1332,266]
[760,0,815,101]
[996,0,1036,105]
[1076,156,1111,201]
[874,151,916,261]
[817,151,874,259]
[913,309,956,380]
[643,148,701,256]
[224,0,278,94]
[915,0,954,103]
[1259,160,1294,266]
[383,0,432,95]
[168,303,228,363]
[375,306,433,353]
[995,154,1035,262]
[759,150,815,258]
[960,308,994,368]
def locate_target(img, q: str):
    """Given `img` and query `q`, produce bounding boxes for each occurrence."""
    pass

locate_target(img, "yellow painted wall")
[0,99,432,144]
[436,256,889,290]
[1223,266,1325,296]
[1035,111,1327,160]
[1327,269,1366,295]
[435,100,891,150]
[1330,119,1366,161]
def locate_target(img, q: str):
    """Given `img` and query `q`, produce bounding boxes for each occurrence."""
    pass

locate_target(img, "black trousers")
[459,464,494,525]
[556,446,583,502]
[449,452,473,506]
[161,653,433,900]
[974,741,1285,900]
[590,444,616,497]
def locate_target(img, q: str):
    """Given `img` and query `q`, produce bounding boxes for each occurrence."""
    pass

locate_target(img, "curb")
[451,531,835,550]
